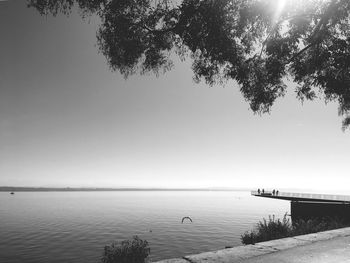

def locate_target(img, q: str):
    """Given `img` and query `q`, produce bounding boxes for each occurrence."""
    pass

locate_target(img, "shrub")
[241,214,292,244]
[101,236,150,263]
[241,215,349,245]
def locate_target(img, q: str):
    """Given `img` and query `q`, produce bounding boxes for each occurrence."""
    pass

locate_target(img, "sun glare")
[273,0,287,22]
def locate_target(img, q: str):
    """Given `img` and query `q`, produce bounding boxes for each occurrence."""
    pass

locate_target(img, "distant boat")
[10,192,14,195]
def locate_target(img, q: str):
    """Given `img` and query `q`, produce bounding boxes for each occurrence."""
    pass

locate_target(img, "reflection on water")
[0,191,289,262]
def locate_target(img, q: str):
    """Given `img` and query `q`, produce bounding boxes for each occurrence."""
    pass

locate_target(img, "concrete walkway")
[155,227,350,263]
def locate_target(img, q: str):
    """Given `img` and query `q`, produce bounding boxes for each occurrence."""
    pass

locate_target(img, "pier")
[251,190,350,222]
[251,190,350,203]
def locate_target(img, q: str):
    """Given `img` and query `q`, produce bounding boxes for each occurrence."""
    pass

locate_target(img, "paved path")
[155,227,350,263]
[242,235,350,263]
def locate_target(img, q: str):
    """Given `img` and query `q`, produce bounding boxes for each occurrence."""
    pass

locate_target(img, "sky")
[1,0,349,192]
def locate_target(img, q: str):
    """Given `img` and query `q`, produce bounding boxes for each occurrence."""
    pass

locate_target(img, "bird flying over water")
[181,216,193,223]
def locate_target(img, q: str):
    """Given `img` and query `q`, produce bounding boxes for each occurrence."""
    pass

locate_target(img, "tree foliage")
[28,0,350,129]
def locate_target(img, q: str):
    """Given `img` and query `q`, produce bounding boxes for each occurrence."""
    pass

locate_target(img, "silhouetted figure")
[276,190,279,196]
[262,189,265,194]
[257,188,261,194]
[181,216,193,223]
[272,189,275,195]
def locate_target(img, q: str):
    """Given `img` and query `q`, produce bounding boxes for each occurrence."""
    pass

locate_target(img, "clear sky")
[1,0,349,192]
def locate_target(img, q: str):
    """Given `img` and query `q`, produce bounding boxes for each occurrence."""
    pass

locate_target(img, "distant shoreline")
[0,186,250,192]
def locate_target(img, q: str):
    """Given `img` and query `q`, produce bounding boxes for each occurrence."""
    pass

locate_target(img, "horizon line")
[0,186,252,192]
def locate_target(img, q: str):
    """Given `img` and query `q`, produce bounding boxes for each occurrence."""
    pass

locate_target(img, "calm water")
[0,191,289,262]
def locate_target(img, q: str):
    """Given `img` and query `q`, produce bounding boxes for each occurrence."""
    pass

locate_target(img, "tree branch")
[259,13,320,58]
[284,0,343,64]
[140,23,177,34]
[287,42,316,63]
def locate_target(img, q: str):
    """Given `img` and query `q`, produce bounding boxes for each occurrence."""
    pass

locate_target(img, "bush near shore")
[241,214,349,245]
[101,236,150,263]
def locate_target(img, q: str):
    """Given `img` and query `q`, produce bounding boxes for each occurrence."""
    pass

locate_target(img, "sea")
[0,190,290,263]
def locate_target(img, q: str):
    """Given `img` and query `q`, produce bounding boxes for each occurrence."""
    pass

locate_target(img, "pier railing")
[251,191,350,203]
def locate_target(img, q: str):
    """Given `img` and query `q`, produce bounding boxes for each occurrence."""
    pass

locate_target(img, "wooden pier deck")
[251,191,350,203]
